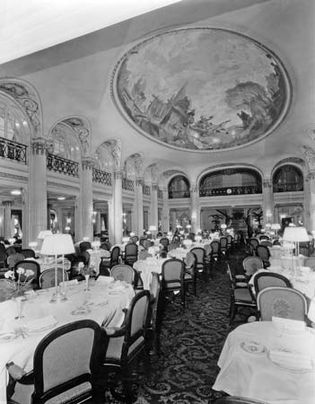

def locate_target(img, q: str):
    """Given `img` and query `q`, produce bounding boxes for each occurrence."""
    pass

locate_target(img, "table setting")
[213,319,315,404]
[0,277,135,403]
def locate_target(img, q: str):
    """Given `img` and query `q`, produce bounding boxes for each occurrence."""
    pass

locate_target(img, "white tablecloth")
[0,279,134,404]
[213,321,315,404]
[133,257,168,289]
[270,254,306,270]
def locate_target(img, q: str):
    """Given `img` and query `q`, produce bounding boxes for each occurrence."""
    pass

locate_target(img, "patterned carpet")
[93,247,252,404]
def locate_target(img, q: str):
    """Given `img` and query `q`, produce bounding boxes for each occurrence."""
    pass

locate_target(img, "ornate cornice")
[0,79,42,137]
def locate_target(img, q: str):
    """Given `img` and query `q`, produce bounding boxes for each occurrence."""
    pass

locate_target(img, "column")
[80,157,94,241]
[170,210,177,232]
[190,183,200,233]
[28,137,48,243]
[305,172,315,232]
[161,188,169,233]
[149,183,158,229]
[262,179,274,225]
[134,178,144,236]
[112,170,123,244]
[3,201,12,239]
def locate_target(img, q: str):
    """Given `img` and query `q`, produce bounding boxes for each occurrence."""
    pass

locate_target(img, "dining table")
[0,277,135,404]
[212,320,315,404]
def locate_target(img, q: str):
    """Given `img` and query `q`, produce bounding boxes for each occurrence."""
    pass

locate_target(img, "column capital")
[81,156,96,171]
[190,183,198,194]
[114,170,123,180]
[31,137,47,155]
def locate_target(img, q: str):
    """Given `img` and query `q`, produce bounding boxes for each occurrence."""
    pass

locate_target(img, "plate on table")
[240,341,266,354]
[0,331,16,342]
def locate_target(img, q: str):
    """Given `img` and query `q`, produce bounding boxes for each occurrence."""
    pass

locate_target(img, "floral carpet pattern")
[96,249,249,404]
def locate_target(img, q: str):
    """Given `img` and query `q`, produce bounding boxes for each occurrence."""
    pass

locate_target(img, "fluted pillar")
[161,188,169,232]
[79,157,94,241]
[3,201,12,239]
[190,183,200,233]
[134,178,144,236]
[112,170,123,244]
[28,137,48,242]
[305,172,315,232]
[149,183,158,229]
[262,179,274,224]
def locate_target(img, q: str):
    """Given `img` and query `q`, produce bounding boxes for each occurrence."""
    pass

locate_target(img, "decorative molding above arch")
[63,116,91,156]
[0,78,42,137]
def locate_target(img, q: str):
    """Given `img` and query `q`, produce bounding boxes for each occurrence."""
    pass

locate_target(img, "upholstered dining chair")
[124,243,138,267]
[39,267,68,289]
[215,395,269,404]
[257,286,308,322]
[209,240,220,263]
[184,251,197,296]
[110,264,136,285]
[10,319,103,404]
[255,245,271,268]
[253,271,291,296]
[190,247,206,280]
[161,258,186,308]
[101,290,151,403]
[220,236,228,256]
[242,256,263,278]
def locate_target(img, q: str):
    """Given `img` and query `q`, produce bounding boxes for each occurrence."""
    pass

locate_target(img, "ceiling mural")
[112,28,291,151]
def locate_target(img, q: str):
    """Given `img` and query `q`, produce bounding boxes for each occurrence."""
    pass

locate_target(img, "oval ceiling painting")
[113,27,291,151]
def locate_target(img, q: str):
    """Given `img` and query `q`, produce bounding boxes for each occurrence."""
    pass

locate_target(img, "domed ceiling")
[112,27,291,152]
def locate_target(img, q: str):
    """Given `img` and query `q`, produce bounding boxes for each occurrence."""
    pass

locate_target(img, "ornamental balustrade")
[168,190,190,199]
[122,178,135,192]
[0,136,27,164]
[273,182,303,192]
[199,185,262,197]
[92,168,112,186]
[143,185,151,196]
[47,153,79,177]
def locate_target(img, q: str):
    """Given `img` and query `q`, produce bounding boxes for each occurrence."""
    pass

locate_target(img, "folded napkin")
[96,276,114,284]
[25,315,57,333]
[59,279,78,288]
[269,349,313,370]
[272,316,306,333]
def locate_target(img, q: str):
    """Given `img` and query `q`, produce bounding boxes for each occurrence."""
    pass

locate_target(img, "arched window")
[199,168,262,197]
[168,175,190,199]
[0,95,30,144]
[273,165,303,192]
[49,122,81,161]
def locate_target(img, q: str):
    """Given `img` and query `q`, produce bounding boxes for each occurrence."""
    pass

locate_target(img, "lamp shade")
[37,230,53,240]
[41,234,75,255]
[282,226,309,242]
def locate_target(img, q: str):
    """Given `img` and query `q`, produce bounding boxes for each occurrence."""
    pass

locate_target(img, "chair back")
[32,319,101,403]
[110,246,121,267]
[14,260,41,288]
[39,267,69,289]
[124,242,138,266]
[161,258,185,288]
[190,247,205,271]
[79,241,92,253]
[242,256,263,276]
[259,240,273,247]
[185,251,196,274]
[21,248,36,259]
[226,234,233,247]
[257,286,307,321]
[220,237,228,249]
[7,252,25,269]
[159,237,169,249]
[248,238,259,254]
[110,264,135,285]
[253,271,291,295]
[256,245,270,267]
[6,246,17,256]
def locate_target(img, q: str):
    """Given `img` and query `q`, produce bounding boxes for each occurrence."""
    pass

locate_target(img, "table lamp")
[41,234,75,303]
[282,225,309,275]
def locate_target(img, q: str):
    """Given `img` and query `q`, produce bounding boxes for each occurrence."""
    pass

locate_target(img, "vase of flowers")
[4,267,35,299]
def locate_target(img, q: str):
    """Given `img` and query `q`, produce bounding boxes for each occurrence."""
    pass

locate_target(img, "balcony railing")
[143,185,151,196]
[199,185,262,197]
[47,153,79,177]
[0,136,27,164]
[168,190,190,199]
[122,178,134,192]
[92,168,112,186]
[273,182,303,192]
